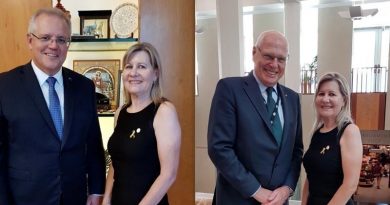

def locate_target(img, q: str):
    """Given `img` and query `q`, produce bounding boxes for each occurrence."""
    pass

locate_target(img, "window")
[243,6,254,75]
[352,1,390,93]
[300,6,318,94]
[352,27,389,93]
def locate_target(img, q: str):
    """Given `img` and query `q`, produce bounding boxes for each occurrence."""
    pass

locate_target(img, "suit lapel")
[277,85,290,146]
[62,69,75,147]
[242,72,273,133]
[21,63,60,140]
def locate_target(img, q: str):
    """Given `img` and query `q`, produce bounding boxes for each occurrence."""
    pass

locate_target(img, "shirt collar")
[31,60,63,87]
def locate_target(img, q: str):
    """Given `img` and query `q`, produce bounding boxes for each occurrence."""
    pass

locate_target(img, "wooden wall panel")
[351,93,386,130]
[0,0,51,72]
[140,0,195,204]
[378,93,386,129]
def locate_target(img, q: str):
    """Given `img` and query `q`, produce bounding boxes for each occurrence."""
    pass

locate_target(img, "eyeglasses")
[30,33,71,47]
[256,47,288,64]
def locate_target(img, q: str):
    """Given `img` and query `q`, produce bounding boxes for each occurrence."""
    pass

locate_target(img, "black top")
[107,103,169,205]
[303,123,354,205]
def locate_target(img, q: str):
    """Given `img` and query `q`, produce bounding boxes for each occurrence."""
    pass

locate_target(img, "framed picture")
[353,130,390,204]
[117,69,125,108]
[78,10,112,39]
[73,59,121,112]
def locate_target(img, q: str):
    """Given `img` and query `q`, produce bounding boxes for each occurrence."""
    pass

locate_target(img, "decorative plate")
[110,3,138,38]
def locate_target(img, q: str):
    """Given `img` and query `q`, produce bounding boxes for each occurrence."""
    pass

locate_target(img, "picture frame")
[78,10,112,39]
[73,59,121,112]
[117,69,125,109]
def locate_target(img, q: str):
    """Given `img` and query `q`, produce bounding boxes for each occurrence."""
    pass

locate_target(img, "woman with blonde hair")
[302,72,362,205]
[103,42,181,205]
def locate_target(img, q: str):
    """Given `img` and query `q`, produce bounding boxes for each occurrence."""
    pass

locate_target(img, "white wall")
[195,17,219,193]
[317,6,353,82]
[299,94,315,196]
[252,12,284,40]
[99,116,115,148]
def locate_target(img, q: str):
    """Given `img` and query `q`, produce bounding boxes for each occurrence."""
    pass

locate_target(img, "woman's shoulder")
[156,101,177,116]
[153,100,180,130]
[340,123,361,144]
[343,123,360,136]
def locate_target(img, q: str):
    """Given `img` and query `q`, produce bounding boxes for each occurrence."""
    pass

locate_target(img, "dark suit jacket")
[208,72,303,205]
[0,63,106,205]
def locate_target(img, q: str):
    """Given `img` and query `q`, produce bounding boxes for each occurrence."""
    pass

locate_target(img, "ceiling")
[196,0,390,27]
[196,0,390,13]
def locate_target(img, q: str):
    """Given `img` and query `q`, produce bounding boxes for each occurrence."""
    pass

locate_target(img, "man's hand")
[263,186,291,205]
[86,195,103,205]
[253,187,273,204]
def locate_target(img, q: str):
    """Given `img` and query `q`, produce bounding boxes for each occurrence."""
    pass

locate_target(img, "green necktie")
[266,87,282,146]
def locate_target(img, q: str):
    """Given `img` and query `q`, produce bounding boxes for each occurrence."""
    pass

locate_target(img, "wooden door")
[140,0,195,204]
[0,0,51,72]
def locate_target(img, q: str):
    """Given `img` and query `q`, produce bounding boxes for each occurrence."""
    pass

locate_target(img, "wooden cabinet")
[351,93,386,130]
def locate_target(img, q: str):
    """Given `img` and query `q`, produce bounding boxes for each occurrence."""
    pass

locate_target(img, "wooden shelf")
[98,112,115,117]
[71,37,138,42]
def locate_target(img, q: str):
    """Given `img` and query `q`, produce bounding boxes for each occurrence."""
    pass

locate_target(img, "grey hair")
[255,30,289,52]
[28,8,71,35]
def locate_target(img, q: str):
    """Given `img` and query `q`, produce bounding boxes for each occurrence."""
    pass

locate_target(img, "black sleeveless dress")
[303,123,354,205]
[107,103,169,205]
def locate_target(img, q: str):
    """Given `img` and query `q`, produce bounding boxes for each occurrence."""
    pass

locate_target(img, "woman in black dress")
[102,43,181,205]
[302,72,362,205]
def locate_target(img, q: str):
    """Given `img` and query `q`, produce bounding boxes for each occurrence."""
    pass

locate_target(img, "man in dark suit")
[0,8,106,205]
[208,30,303,205]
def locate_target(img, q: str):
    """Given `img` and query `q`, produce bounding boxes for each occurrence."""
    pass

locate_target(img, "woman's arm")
[301,179,309,205]
[139,101,181,205]
[328,124,362,205]
[102,164,114,205]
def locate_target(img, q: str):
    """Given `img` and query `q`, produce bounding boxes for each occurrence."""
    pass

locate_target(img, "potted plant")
[301,56,317,94]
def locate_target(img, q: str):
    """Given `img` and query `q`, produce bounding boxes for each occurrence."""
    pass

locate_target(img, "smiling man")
[0,8,105,205]
[208,30,303,205]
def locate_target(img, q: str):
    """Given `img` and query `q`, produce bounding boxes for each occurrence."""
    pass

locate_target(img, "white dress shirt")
[31,61,65,122]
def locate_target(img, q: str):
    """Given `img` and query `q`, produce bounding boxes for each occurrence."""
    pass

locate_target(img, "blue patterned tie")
[47,77,63,139]
[266,87,282,146]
